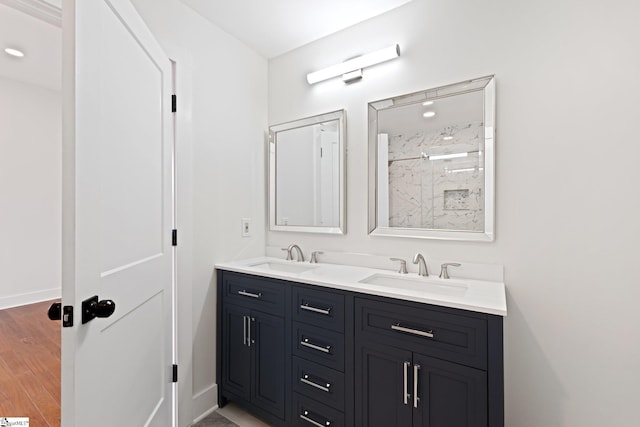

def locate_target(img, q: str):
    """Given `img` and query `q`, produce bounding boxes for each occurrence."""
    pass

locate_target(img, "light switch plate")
[241,218,251,237]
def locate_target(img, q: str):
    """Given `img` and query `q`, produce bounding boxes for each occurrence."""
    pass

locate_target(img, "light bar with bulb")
[4,48,25,57]
[428,152,468,161]
[306,44,400,85]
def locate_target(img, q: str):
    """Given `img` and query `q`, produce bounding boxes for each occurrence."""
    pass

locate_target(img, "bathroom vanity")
[216,258,506,427]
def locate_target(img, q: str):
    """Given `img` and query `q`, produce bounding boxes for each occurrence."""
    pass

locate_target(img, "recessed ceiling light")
[4,48,25,58]
[422,101,434,106]
[423,111,436,118]
[443,136,453,141]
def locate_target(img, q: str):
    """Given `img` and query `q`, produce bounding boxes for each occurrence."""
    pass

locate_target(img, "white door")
[61,0,175,426]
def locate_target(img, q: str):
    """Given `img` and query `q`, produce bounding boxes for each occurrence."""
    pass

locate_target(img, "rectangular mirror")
[269,110,346,234]
[368,76,495,241]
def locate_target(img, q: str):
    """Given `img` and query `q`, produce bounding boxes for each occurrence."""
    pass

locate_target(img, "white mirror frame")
[269,110,346,234]
[368,76,495,241]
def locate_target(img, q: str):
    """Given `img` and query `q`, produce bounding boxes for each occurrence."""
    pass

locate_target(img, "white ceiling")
[180,0,414,58]
[0,2,61,91]
[0,0,411,91]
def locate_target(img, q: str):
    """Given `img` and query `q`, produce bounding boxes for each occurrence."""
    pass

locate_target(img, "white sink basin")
[250,261,316,274]
[359,274,468,297]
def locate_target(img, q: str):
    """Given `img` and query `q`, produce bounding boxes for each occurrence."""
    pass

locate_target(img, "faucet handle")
[310,251,324,264]
[281,247,292,260]
[412,253,429,277]
[390,257,408,274]
[439,262,461,279]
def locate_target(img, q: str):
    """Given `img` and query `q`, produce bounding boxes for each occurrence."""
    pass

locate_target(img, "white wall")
[0,76,61,309]
[129,1,268,425]
[268,0,640,425]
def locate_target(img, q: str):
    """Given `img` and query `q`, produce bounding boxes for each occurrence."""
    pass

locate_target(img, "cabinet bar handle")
[391,323,434,339]
[247,317,253,347]
[403,361,410,405]
[238,290,262,299]
[413,364,420,408]
[300,410,330,427]
[243,315,247,346]
[301,338,331,353]
[300,374,331,392]
[300,303,331,315]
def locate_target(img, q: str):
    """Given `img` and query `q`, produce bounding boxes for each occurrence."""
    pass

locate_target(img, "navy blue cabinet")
[218,271,288,425]
[217,270,503,427]
[355,296,503,427]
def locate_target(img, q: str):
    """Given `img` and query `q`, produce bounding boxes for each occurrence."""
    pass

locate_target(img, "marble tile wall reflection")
[387,121,484,231]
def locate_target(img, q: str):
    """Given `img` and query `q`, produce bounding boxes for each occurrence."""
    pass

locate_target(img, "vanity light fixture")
[4,47,24,58]
[429,152,468,161]
[423,111,436,118]
[306,44,400,85]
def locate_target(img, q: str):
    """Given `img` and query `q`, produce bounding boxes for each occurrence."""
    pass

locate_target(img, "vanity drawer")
[221,272,285,316]
[293,322,345,372]
[355,297,488,369]
[293,393,344,427]
[293,356,345,411]
[293,285,345,332]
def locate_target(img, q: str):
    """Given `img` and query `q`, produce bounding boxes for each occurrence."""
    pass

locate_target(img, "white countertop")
[215,257,507,316]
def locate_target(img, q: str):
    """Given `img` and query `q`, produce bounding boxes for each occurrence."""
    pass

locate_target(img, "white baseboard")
[0,288,61,310]
[192,383,218,424]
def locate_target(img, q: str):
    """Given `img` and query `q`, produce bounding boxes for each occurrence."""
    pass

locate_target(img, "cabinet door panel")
[222,304,251,400]
[413,353,487,427]
[252,310,286,419]
[356,341,413,427]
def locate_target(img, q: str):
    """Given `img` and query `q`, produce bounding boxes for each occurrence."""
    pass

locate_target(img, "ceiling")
[180,0,413,58]
[0,2,61,91]
[0,0,412,91]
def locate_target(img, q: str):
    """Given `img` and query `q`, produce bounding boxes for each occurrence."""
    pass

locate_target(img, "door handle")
[243,316,247,346]
[247,317,255,347]
[82,295,116,324]
[48,302,61,321]
[414,364,420,408]
[403,361,411,405]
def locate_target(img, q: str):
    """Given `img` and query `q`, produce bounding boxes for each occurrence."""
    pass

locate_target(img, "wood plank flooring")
[0,300,61,427]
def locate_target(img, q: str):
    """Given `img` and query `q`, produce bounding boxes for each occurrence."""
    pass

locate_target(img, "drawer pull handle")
[300,410,331,427]
[301,338,331,353]
[391,323,434,339]
[300,374,331,392]
[238,290,262,299]
[300,303,331,315]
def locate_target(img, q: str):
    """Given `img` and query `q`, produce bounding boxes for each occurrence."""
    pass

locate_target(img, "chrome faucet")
[287,244,305,262]
[412,253,429,277]
[310,251,323,264]
[390,257,408,274]
[439,262,461,279]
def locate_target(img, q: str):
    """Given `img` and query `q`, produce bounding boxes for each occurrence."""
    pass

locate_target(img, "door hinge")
[172,229,177,246]
[171,94,177,113]
[172,364,178,382]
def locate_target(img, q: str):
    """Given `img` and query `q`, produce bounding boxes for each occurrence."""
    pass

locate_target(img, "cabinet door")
[356,341,413,427]
[412,353,487,427]
[251,310,286,419]
[222,304,251,400]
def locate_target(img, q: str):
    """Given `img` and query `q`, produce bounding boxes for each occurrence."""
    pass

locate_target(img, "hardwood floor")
[0,300,61,427]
